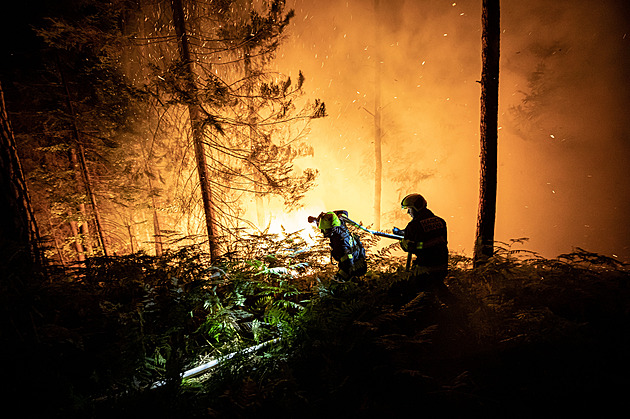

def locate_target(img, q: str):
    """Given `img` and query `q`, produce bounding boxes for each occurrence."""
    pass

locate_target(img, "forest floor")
[167,267,630,418]
[4,249,629,418]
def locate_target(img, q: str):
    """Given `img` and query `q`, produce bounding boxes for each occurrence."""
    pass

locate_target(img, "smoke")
[497,0,630,262]
[269,0,630,262]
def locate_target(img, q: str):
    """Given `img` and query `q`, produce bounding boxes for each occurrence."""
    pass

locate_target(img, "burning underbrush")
[4,232,629,417]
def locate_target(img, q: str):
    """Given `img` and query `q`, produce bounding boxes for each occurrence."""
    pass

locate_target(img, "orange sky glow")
[254,0,630,263]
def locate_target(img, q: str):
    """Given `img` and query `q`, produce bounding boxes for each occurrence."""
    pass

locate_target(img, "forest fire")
[1,0,628,264]
[1,0,629,417]
[273,0,630,263]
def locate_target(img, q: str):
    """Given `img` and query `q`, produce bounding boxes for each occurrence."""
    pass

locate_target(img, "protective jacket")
[400,208,448,270]
[328,224,367,279]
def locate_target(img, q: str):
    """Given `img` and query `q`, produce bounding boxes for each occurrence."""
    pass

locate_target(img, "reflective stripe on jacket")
[402,208,448,268]
[328,225,366,273]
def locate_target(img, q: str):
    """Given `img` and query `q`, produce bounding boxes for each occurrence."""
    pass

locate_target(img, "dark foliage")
[2,236,628,418]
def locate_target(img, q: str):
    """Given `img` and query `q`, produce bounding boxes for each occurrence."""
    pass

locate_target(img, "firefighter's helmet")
[401,194,427,211]
[317,211,341,231]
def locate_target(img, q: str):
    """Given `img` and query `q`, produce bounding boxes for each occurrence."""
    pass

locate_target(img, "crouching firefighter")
[312,211,367,282]
[393,194,449,295]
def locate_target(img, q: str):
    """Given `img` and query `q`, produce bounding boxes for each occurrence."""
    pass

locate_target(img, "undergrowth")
[3,233,628,418]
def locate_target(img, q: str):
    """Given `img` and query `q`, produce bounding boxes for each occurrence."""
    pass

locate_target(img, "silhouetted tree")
[5,0,322,262]
[474,0,500,267]
[27,0,142,260]
[0,81,42,269]
[132,0,323,257]
[169,0,221,260]
[373,0,383,231]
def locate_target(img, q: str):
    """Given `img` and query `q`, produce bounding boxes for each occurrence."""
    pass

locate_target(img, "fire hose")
[338,214,403,240]
[152,338,281,387]
[308,211,412,270]
[339,215,412,271]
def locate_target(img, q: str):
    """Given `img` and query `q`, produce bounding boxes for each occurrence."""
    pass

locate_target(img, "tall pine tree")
[128,0,324,257]
[474,0,500,266]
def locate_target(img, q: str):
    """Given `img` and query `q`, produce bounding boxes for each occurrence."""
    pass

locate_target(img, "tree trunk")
[152,208,163,256]
[57,56,109,257]
[474,0,500,267]
[140,116,165,257]
[149,176,163,256]
[171,0,220,261]
[69,147,93,258]
[126,222,136,254]
[48,216,67,266]
[244,47,266,229]
[244,0,266,229]
[69,218,86,262]
[76,142,108,256]
[0,80,43,272]
[373,0,382,231]
[1,80,46,343]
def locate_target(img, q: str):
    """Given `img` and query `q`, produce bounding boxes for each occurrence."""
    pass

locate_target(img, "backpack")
[349,232,366,261]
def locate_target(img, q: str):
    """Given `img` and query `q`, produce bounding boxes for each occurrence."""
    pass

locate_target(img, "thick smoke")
[273,0,630,262]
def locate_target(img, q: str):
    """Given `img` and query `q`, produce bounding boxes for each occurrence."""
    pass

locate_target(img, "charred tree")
[474,0,500,267]
[170,0,220,261]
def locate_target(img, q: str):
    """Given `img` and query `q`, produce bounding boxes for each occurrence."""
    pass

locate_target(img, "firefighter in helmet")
[313,211,367,282]
[393,194,449,294]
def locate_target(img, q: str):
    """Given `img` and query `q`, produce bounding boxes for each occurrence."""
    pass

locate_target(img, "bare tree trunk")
[69,147,93,257]
[171,0,220,261]
[373,0,382,231]
[76,142,108,256]
[48,216,66,266]
[57,56,109,257]
[148,176,163,256]
[139,104,165,257]
[474,0,500,267]
[243,0,266,229]
[126,222,136,254]
[1,80,46,342]
[244,48,266,228]
[68,218,86,262]
[0,80,44,271]
[152,208,162,255]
